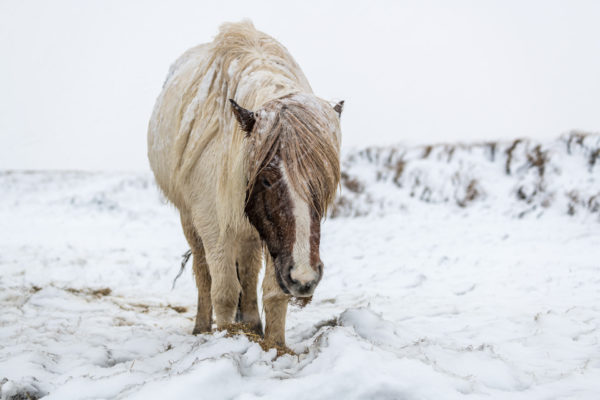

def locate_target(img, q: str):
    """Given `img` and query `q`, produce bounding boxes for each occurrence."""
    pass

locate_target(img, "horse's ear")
[229,99,256,135]
[333,100,344,117]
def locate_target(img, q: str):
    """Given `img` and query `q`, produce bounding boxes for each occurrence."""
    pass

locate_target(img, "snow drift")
[332,131,600,220]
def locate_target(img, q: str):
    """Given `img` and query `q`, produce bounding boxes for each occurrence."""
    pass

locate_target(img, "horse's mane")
[167,20,340,233]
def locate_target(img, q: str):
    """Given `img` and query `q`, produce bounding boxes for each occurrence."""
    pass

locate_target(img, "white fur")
[147,21,340,336]
[282,165,318,285]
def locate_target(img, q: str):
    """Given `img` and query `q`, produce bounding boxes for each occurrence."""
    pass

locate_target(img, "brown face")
[244,155,324,297]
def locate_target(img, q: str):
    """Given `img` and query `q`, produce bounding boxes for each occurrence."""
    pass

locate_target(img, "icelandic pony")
[148,21,343,346]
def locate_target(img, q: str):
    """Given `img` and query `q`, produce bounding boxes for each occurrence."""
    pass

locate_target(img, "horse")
[147,20,343,347]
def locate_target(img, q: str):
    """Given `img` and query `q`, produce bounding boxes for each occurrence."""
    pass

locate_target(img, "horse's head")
[230,95,343,297]
[244,154,323,297]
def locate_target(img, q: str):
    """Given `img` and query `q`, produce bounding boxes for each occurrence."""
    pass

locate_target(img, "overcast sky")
[1,0,599,170]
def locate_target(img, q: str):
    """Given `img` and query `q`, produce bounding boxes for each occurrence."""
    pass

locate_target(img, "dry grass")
[258,339,296,357]
[505,139,523,175]
[486,142,497,162]
[566,190,600,216]
[457,179,481,208]
[588,194,600,213]
[168,305,188,314]
[58,286,189,317]
[220,323,296,358]
[290,296,312,308]
[0,378,43,400]
[65,287,112,298]
[565,130,588,154]
[392,159,406,187]
[312,317,339,331]
[421,145,433,159]
[444,145,456,162]
[567,190,580,216]
[589,148,600,169]
[330,195,369,219]
[526,145,549,177]
[329,196,350,219]
[563,131,599,170]
[340,171,364,194]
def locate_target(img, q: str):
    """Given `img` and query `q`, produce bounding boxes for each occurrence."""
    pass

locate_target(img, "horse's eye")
[262,178,272,188]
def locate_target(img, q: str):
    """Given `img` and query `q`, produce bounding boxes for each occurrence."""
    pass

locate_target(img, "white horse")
[148,20,343,347]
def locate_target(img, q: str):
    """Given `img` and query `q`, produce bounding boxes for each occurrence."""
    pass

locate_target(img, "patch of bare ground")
[58,286,189,316]
[65,287,112,298]
[168,305,187,313]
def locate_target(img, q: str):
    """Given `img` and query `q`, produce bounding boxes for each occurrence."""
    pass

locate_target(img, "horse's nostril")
[288,265,319,294]
[294,281,313,295]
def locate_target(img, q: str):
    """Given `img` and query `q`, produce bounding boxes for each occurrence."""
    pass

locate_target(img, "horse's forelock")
[246,96,341,217]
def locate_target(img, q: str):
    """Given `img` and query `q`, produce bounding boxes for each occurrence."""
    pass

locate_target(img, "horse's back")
[148,21,312,217]
[147,43,213,203]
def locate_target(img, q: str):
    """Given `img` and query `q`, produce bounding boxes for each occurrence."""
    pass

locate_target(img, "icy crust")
[332,132,600,220]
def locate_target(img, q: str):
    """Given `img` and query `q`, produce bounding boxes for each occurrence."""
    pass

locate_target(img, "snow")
[334,133,600,221]
[1,137,599,399]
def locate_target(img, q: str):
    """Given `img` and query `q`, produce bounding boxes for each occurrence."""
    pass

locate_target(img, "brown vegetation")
[392,159,406,187]
[457,179,481,208]
[422,145,433,159]
[505,139,523,175]
[65,287,112,298]
[340,171,364,193]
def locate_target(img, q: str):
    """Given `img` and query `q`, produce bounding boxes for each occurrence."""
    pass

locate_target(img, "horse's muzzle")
[275,258,323,297]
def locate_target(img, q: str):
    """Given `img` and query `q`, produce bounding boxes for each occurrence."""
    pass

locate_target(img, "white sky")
[1,0,599,171]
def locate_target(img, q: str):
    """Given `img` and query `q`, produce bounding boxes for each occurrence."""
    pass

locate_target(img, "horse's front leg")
[235,237,263,336]
[180,212,212,334]
[262,255,290,346]
[205,242,242,329]
[191,249,212,334]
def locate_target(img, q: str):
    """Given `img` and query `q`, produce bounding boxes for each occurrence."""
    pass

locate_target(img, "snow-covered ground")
[1,135,599,399]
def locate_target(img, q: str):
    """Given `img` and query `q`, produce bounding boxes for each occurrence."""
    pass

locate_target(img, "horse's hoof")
[248,321,264,337]
[259,339,295,357]
[192,325,212,335]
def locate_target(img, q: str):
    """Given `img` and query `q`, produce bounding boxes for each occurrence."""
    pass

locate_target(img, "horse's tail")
[172,249,192,289]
